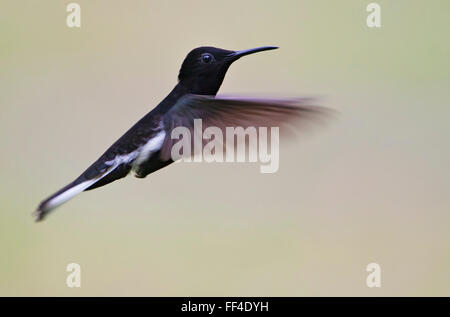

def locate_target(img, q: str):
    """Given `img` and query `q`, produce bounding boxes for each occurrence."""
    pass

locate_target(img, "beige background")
[1,0,449,296]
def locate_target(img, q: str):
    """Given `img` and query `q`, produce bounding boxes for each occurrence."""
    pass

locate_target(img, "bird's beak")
[228,46,278,62]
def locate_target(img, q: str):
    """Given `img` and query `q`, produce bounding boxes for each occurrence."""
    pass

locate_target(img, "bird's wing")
[160,94,332,161]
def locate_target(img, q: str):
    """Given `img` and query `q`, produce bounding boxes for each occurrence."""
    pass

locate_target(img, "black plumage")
[35,46,329,221]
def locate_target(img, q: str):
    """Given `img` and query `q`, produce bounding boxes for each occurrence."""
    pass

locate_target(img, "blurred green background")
[1,0,449,296]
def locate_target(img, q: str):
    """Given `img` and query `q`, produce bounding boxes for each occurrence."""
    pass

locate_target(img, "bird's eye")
[201,53,214,63]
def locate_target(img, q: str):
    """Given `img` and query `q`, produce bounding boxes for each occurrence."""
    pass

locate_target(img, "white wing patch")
[132,130,166,168]
[104,151,140,167]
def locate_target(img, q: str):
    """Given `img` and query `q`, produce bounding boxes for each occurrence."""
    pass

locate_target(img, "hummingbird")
[34,46,327,221]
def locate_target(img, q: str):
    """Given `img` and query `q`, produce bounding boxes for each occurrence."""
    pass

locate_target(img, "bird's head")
[178,46,278,95]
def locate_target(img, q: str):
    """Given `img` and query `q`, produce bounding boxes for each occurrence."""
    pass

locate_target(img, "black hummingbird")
[35,46,327,221]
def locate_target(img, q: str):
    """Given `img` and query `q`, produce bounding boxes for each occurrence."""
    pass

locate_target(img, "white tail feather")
[43,178,100,212]
[35,161,123,221]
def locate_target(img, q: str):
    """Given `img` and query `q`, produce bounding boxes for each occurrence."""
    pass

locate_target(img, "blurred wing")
[160,94,332,161]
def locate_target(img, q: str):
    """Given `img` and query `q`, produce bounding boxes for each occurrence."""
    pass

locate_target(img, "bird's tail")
[33,160,122,222]
[34,176,102,222]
